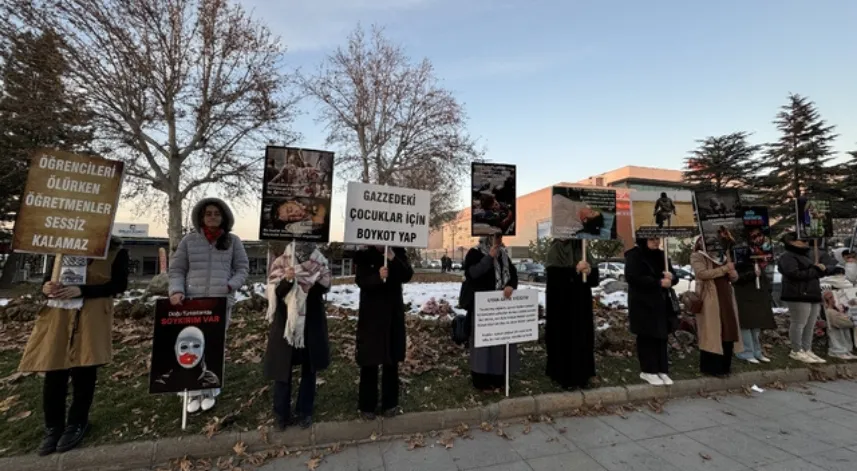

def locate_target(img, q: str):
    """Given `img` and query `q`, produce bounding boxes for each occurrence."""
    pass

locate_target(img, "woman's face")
[203,205,222,229]
[790,239,809,249]
[646,239,661,250]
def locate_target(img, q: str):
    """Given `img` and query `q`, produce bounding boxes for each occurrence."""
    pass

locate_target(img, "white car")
[598,262,625,281]
[429,260,441,269]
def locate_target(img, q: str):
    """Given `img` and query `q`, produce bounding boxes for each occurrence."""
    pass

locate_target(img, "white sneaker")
[186,397,201,413]
[806,351,827,364]
[201,396,216,411]
[789,351,814,363]
[845,354,857,361]
[757,355,772,363]
[658,374,674,386]
[744,357,760,364]
[640,373,664,386]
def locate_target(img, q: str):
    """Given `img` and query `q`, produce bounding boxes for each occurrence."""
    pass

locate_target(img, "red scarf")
[203,227,223,244]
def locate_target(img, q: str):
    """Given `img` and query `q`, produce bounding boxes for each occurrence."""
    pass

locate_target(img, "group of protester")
[16,195,857,457]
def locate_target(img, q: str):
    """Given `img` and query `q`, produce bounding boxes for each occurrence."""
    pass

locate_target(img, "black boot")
[38,427,63,456]
[56,423,90,453]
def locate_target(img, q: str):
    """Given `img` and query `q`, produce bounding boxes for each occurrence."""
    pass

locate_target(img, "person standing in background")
[354,246,413,419]
[624,238,679,386]
[462,235,520,390]
[690,237,743,376]
[20,237,129,455]
[733,231,777,364]
[169,197,250,413]
[544,238,599,389]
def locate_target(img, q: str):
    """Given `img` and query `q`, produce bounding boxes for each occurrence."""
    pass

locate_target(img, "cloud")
[439,46,595,81]
[240,0,437,52]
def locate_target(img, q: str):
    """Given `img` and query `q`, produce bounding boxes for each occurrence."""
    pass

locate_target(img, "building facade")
[425,165,688,261]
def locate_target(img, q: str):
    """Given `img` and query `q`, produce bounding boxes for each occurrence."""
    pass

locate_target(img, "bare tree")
[299,25,481,223]
[1,0,299,251]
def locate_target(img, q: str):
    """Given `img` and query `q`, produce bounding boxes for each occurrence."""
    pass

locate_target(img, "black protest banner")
[694,189,744,254]
[149,297,227,394]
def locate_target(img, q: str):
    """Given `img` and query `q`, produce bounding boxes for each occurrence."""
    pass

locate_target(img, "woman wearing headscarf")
[690,237,743,376]
[462,235,520,390]
[732,229,777,364]
[21,237,129,455]
[169,197,250,413]
[625,238,679,386]
[354,246,413,419]
[777,232,831,364]
[544,238,599,389]
[820,253,857,360]
[264,242,331,429]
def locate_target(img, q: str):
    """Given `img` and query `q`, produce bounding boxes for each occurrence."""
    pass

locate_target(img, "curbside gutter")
[2,364,852,471]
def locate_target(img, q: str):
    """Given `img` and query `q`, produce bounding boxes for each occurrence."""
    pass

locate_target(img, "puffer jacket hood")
[833,247,852,266]
[191,198,235,232]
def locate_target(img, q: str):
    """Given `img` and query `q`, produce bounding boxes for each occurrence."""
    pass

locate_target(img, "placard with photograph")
[733,206,774,265]
[550,187,617,240]
[796,196,833,239]
[471,163,516,236]
[630,190,697,239]
[694,189,744,253]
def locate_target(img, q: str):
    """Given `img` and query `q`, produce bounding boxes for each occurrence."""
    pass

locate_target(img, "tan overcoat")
[690,252,744,355]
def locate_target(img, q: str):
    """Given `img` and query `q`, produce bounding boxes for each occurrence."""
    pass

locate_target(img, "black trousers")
[700,342,734,377]
[43,366,98,429]
[637,336,669,375]
[358,364,399,413]
[471,371,504,391]
[272,354,316,423]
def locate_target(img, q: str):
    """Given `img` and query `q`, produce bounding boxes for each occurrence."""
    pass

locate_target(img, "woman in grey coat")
[169,197,249,413]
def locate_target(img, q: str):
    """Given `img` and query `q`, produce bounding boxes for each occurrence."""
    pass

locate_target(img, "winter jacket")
[264,280,330,381]
[777,246,832,303]
[690,252,743,355]
[625,245,679,339]
[169,198,250,306]
[354,247,413,366]
[732,260,776,330]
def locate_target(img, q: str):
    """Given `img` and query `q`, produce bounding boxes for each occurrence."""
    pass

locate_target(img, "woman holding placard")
[462,235,520,390]
[690,237,743,376]
[544,238,599,389]
[354,246,413,419]
[732,232,776,364]
[20,237,129,455]
[625,238,679,386]
[169,198,250,413]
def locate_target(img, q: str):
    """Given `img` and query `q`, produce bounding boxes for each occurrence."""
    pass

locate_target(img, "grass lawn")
[0,289,825,457]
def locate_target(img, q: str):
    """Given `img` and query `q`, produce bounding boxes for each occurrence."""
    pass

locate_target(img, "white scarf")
[266,242,331,348]
[477,237,510,290]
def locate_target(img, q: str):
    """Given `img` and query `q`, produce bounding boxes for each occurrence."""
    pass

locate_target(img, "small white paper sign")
[474,289,539,348]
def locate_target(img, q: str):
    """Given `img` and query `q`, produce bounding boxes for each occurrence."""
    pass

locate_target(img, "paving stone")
[59,440,155,471]
[731,419,837,456]
[586,441,683,471]
[314,419,380,445]
[803,447,857,471]
[582,386,628,407]
[667,378,705,398]
[442,407,483,427]
[0,454,59,471]
[382,411,445,436]
[445,427,521,470]
[550,416,630,450]
[380,439,457,471]
[685,426,794,468]
[794,385,855,406]
[637,434,744,471]
[534,391,584,414]
[501,422,574,460]
[599,410,677,440]
[813,380,857,398]
[807,406,857,432]
[753,457,826,471]
[645,397,751,432]
[527,451,607,471]
[625,384,668,403]
[469,461,532,471]
[497,396,536,420]
[777,412,857,449]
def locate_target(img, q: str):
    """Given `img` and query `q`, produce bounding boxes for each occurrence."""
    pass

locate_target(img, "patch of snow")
[600,292,628,308]
[0,299,9,307]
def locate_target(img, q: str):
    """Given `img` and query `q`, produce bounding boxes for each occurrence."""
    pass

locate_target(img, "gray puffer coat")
[169,198,249,306]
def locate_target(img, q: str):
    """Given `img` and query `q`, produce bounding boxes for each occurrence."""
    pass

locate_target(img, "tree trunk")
[168,193,183,255]
[0,252,23,288]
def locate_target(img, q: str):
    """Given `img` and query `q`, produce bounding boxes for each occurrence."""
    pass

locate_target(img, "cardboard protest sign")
[550,187,617,240]
[630,190,696,239]
[694,189,744,254]
[260,146,334,242]
[796,196,833,239]
[343,182,431,248]
[471,163,516,236]
[473,290,539,348]
[733,206,774,265]
[149,298,227,394]
[12,149,124,259]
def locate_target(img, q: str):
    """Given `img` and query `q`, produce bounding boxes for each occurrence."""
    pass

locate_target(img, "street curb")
[2,365,851,471]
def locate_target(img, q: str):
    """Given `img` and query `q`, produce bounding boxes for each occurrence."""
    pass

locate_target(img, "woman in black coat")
[354,246,413,419]
[462,235,519,390]
[732,232,776,364]
[263,243,331,430]
[625,238,679,386]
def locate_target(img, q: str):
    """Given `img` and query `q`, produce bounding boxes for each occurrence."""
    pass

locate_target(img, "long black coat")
[625,246,679,339]
[355,248,413,367]
[263,280,330,382]
[732,262,776,330]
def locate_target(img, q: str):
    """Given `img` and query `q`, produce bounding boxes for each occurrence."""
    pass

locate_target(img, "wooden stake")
[50,253,64,283]
[581,240,588,283]
[813,239,819,264]
[755,261,761,290]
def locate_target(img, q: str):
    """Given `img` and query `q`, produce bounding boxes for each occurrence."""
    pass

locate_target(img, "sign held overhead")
[344,182,431,248]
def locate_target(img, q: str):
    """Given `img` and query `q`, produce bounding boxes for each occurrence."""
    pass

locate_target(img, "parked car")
[672,266,695,281]
[429,260,441,269]
[516,262,546,282]
[451,261,462,271]
[598,262,625,281]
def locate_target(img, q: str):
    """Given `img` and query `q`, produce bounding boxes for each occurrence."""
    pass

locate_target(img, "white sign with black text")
[343,182,432,248]
[474,290,539,348]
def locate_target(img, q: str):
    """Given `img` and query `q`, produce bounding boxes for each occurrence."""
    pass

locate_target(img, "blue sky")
[120,0,857,240]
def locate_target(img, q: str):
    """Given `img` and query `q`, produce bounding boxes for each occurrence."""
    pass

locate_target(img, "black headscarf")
[781,231,811,256]
[636,238,666,273]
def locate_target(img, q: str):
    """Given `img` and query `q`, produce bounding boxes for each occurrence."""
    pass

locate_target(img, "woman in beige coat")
[19,237,129,456]
[690,238,743,376]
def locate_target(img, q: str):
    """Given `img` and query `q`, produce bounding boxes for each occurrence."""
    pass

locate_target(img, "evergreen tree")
[836,147,857,216]
[683,132,761,191]
[758,94,838,233]
[0,30,93,285]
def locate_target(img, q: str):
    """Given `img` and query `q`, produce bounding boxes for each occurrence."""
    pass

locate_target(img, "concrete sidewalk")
[260,380,857,471]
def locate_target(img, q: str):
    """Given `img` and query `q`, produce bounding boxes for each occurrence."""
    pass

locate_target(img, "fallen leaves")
[232,441,247,456]
[7,410,31,422]
[496,428,512,440]
[406,433,425,450]
[0,395,19,413]
[306,457,322,470]
[700,452,712,461]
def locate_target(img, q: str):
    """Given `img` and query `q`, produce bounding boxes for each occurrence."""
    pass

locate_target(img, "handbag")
[681,280,705,315]
[451,314,470,346]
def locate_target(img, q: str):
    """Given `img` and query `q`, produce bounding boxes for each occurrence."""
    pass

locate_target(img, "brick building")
[425,166,689,261]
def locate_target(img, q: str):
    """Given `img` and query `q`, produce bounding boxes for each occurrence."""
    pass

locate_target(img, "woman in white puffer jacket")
[169,197,249,413]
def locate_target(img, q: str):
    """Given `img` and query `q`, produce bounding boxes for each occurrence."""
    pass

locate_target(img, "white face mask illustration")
[175,326,205,369]
[846,262,857,283]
